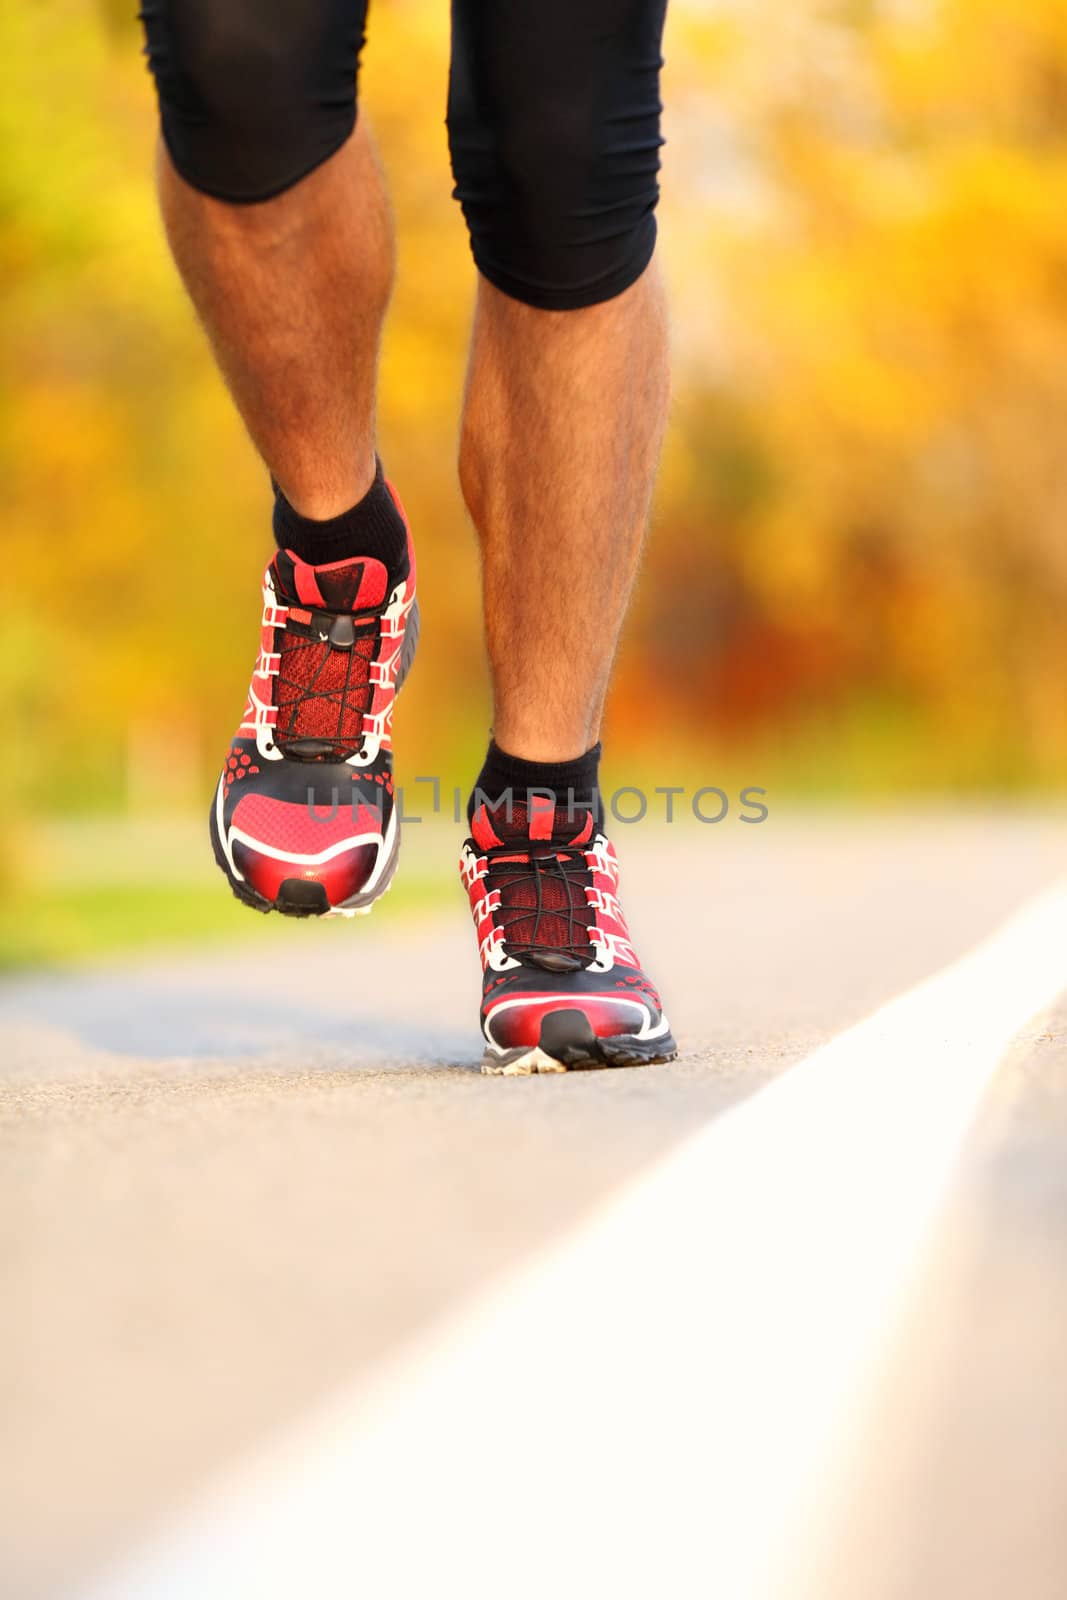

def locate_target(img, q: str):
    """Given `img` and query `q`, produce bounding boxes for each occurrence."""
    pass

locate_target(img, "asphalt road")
[810,993,1067,1600]
[2,812,1065,1598]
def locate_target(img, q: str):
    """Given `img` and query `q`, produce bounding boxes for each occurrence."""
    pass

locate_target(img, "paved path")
[2,814,1065,1598]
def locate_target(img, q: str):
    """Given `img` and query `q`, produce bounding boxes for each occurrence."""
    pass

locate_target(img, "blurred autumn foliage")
[3,0,1066,855]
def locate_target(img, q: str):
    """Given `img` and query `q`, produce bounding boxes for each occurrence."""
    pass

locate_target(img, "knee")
[447,27,664,310]
[140,0,363,202]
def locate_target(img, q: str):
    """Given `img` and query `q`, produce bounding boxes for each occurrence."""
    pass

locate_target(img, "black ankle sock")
[272,459,407,571]
[467,739,604,830]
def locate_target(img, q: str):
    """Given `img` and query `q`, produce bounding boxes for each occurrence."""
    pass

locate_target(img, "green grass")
[0,874,452,973]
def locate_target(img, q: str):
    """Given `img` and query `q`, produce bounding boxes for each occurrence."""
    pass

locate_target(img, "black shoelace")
[276,608,381,759]
[485,844,594,969]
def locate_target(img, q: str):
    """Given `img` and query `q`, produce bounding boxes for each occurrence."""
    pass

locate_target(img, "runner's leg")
[143,0,389,515]
[141,1,417,921]
[450,1,677,1071]
[460,268,669,761]
[449,0,671,761]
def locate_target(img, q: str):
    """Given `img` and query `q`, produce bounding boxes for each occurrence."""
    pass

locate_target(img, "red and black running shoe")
[210,486,418,917]
[460,795,677,1073]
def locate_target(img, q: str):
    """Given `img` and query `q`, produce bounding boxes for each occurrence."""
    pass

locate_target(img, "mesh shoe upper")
[469,798,597,963]
[270,553,385,759]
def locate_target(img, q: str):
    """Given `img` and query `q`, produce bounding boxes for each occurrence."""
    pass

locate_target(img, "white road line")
[84,882,1067,1600]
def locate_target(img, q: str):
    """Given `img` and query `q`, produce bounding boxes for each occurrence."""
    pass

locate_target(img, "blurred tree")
[2,0,1065,848]
[647,0,1067,787]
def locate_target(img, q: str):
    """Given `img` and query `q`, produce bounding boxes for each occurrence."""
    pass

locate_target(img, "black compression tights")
[139,0,667,311]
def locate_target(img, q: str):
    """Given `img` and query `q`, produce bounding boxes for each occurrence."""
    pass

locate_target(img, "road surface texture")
[2,812,1065,1598]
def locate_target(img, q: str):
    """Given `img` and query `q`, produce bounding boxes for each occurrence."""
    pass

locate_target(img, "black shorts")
[140,0,668,310]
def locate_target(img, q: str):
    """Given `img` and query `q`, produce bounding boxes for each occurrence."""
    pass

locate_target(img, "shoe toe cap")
[483,989,655,1050]
[228,792,386,908]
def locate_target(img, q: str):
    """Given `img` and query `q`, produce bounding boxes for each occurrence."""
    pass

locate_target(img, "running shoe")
[460,794,677,1073]
[210,486,418,917]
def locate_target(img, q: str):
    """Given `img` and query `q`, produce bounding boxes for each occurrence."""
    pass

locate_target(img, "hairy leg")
[459,264,670,762]
[157,123,393,517]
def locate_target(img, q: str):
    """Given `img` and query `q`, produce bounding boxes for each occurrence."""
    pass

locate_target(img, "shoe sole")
[210,595,419,921]
[481,1007,678,1076]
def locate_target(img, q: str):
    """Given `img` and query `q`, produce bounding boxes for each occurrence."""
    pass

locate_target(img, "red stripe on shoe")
[471,803,505,849]
[528,794,555,841]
